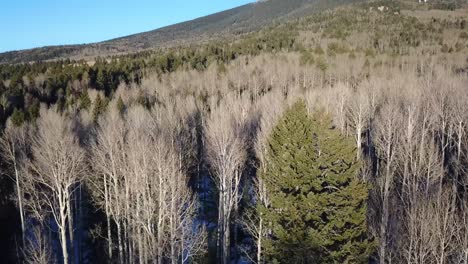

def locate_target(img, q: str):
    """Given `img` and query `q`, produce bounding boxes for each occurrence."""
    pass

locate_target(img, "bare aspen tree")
[399,136,444,263]
[452,89,468,162]
[373,103,401,263]
[90,101,205,264]
[0,121,29,248]
[158,98,207,263]
[348,90,370,160]
[402,198,435,264]
[129,104,206,263]
[449,88,468,201]
[23,226,56,264]
[238,177,269,264]
[125,107,156,264]
[25,108,87,264]
[206,95,248,264]
[456,201,468,264]
[333,82,351,133]
[399,101,421,194]
[90,107,127,262]
[430,87,452,192]
[165,151,200,263]
[430,190,458,264]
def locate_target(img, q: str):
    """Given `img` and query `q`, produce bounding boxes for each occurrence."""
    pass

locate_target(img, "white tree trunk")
[13,164,26,248]
[67,197,74,262]
[104,176,113,259]
[257,216,263,264]
[116,220,123,264]
[59,192,69,264]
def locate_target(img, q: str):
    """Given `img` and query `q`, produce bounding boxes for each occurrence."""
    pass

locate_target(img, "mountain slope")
[0,0,362,64]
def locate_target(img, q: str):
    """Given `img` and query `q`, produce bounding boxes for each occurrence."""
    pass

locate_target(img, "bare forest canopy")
[0,0,467,263]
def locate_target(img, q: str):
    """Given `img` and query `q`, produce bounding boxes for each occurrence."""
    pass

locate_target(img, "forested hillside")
[0,0,364,64]
[0,0,467,263]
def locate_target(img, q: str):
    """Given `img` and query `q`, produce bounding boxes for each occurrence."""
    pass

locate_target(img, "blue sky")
[0,0,254,53]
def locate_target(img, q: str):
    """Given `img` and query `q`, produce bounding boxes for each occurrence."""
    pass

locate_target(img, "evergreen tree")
[79,90,92,111]
[10,108,25,127]
[26,101,40,121]
[96,68,109,91]
[260,101,371,263]
[56,88,66,112]
[116,95,125,115]
[92,94,107,122]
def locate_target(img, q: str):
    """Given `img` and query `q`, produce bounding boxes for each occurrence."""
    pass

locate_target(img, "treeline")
[3,0,466,131]
[0,25,297,128]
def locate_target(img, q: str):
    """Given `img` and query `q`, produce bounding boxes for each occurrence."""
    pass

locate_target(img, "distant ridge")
[0,0,362,64]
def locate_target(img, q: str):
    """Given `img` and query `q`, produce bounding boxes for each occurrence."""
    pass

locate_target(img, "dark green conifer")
[260,100,372,263]
[10,108,26,127]
[96,68,109,90]
[79,90,92,111]
[92,94,107,122]
[116,95,125,114]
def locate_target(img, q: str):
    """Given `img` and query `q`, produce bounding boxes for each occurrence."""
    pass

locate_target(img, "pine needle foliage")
[260,100,372,263]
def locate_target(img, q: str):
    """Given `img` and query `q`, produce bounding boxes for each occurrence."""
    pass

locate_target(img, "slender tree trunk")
[222,182,230,264]
[357,125,362,160]
[77,185,83,264]
[157,165,164,264]
[380,161,392,263]
[181,226,185,264]
[217,188,225,264]
[117,220,123,264]
[152,226,159,264]
[113,175,124,264]
[129,227,134,264]
[125,219,130,264]
[233,200,239,263]
[61,224,69,264]
[157,226,163,264]
[170,196,177,264]
[104,176,113,260]
[452,121,463,208]
[257,216,263,264]
[59,193,69,264]
[137,195,144,264]
[223,206,230,264]
[67,195,75,263]
[13,164,25,248]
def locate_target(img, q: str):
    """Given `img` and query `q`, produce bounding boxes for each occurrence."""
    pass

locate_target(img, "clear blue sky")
[0,0,254,53]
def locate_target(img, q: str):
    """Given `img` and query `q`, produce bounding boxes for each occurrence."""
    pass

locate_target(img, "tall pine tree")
[92,94,107,122]
[260,100,372,263]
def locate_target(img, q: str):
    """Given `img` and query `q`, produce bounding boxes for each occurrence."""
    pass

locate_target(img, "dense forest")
[0,0,467,263]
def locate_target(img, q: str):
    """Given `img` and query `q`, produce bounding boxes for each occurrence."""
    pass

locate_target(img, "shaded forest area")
[0,0,468,263]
